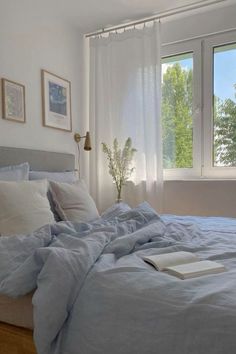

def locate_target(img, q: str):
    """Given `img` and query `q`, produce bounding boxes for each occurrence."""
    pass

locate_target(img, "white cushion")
[0,162,29,181]
[0,180,55,236]
[50,180,99,223]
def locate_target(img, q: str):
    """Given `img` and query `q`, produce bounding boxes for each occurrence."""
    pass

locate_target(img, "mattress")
[0,292,33,329]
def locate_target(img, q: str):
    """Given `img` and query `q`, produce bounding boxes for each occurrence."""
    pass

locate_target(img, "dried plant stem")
[102,137,137,201]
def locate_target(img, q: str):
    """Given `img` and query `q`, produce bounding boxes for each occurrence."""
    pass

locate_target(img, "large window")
[162,31,236,179]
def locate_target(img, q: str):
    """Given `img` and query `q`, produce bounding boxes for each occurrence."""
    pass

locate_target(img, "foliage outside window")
[213,43,236,167]
[161,36,236,178]
[161,53,193,169]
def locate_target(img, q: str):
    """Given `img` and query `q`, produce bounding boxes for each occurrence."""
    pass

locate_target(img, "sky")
[162,46,236,103]
[214,47,236,103]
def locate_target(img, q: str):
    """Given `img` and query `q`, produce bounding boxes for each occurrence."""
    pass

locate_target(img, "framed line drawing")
[41,70,72,132]
[1,78,26,123]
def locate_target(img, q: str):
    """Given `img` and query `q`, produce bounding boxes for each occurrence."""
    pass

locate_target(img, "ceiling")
[1,0,233,34]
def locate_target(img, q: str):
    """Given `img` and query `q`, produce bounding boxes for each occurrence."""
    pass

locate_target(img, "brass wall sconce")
[74,131,92,151]
[74,131,91,177]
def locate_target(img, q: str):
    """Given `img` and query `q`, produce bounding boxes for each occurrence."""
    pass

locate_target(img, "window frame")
[161,40,202,180]
[203,31,236,178]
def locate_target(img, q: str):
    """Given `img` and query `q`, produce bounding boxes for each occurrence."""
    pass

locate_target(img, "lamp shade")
[84,131,92,151]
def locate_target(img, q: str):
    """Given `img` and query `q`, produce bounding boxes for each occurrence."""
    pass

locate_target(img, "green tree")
[214,86,236,166]
[162,63,193,168]
[162,63,236,168]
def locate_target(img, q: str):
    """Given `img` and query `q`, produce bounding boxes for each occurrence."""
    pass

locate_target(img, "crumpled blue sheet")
[0,202,236,354]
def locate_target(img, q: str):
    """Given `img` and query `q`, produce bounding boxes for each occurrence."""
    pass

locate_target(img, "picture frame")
[41,70,72,132]
[1,78,26,123]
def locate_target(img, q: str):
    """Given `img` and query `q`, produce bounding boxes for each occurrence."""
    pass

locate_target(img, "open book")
[143,251,225,280]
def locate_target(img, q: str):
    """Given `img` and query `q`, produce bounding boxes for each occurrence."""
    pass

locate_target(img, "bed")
[0,146,75,354]
[1,147,236,354]
[0,293,34,354]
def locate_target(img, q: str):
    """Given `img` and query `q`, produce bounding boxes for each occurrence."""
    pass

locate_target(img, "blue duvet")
[0,202,236,354]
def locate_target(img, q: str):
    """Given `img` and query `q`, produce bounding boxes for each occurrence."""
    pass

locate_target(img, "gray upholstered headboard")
[0,146,75,172]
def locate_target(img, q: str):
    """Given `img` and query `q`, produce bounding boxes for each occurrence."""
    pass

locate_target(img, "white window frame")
[203,31,236,178]
[161,40,202,180]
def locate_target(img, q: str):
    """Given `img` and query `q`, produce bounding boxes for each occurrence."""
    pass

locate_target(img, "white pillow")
[0,162,29,181]
[0,180,55,236]
[49,180,99,223]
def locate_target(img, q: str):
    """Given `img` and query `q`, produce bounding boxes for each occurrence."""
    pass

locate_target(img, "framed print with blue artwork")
[41,70,72,131]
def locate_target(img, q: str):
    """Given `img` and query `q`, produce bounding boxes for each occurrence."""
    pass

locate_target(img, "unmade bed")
[1,147,236,354]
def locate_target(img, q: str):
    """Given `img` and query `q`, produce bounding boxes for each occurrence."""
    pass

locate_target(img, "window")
[213,43,236,167]
[203,31,236,178]
[162,53,193,169]
[161,41,201,179]
[162,31,236,179]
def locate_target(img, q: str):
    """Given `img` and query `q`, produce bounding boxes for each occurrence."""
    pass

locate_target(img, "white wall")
[0,18,85,158]
[161,2,236,217]
[164,180,236,217]
[161,2,236,44]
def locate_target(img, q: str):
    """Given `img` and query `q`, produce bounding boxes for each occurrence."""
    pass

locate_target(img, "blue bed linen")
[163,213,236,233]
[0,203,236,354]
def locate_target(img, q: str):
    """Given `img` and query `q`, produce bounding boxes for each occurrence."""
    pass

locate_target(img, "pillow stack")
[29,170,99,223]
[0,162,99,237]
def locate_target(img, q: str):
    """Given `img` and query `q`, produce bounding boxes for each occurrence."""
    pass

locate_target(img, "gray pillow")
[29,170,78,221]
[50,180,99,223]
[0,162,29,181]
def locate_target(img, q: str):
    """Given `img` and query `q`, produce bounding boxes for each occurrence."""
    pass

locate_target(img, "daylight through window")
[162,53,193,169]
[213,43,236,167]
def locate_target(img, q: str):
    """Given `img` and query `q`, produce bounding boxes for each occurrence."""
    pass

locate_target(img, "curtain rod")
[85,0,226,38]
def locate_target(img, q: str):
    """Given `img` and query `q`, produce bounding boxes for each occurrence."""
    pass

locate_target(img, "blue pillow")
[29,170,78,183]
[0,162,29,181]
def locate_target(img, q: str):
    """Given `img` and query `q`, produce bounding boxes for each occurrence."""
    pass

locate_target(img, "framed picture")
[41,70,72,132]
[1,78,26,123]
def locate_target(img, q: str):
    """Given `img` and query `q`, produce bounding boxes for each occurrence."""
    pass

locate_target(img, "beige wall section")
[164,180,236,217]
[0,16,84,162]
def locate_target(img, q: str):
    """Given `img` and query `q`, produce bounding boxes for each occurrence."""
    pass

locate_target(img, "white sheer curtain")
[89,22,163,212]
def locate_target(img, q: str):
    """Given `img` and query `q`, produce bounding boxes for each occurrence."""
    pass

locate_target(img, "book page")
[143,251,199,271]
[166,260,225,279]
